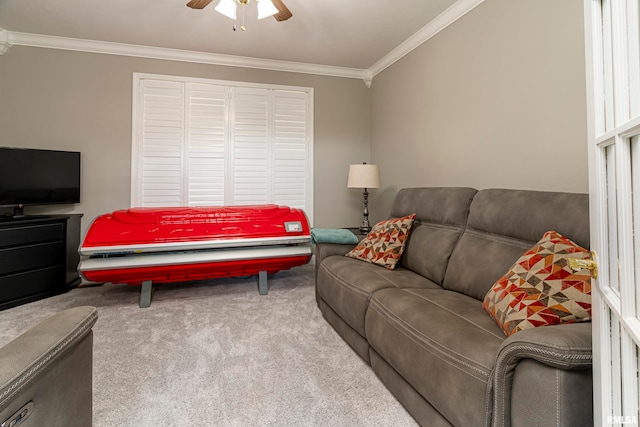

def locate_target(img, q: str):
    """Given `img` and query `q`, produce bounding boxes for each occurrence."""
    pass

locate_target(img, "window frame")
[131,72,314,224]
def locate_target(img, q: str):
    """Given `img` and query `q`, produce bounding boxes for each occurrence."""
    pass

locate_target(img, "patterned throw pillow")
[345,214,416,269]
[482,230,592,336]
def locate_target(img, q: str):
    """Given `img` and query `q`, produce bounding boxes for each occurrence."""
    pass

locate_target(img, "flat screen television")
[0,147,81,218]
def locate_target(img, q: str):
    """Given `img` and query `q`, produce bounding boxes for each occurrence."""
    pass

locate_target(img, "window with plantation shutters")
[131,73,314,224]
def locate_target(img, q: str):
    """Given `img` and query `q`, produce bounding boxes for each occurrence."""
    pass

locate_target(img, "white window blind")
[185,83,227,206]
[134,79,185,207]
[131,74,313,223]
[273,91,309,208]
[231,87,270,205]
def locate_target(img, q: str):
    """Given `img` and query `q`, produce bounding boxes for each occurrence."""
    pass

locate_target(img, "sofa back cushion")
[390,187,477,285]
[443,189,590,301]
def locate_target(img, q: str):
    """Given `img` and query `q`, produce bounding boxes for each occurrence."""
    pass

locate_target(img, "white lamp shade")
[257,0,279,19]
[347,164,381,189]
[215,0,237,20]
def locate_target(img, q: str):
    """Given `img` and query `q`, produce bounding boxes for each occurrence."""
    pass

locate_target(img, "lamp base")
[359,188,372,234]
[359,225,371,234]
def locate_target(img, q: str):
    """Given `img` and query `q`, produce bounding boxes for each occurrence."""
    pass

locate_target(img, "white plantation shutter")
[185,83,227,206]
[230,88,270,204]
[133,79,184,207]
[273,90,309,211]
[132,74,313,223]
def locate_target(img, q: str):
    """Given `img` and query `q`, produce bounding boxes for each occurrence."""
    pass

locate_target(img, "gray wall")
[0,46,371,231]
[0,0,590,232]
[370,0,588,223]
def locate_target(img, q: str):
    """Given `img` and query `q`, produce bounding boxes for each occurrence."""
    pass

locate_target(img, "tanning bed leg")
[257,271,268,295]
[140,280,153,308]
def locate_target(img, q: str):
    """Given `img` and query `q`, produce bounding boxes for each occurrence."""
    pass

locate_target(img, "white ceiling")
[0,0,461,71]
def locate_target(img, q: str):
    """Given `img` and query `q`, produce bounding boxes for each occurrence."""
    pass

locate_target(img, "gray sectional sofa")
[315,187,593,427]
[0,306,97,427]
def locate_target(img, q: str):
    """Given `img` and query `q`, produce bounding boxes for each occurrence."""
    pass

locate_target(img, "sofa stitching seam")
[361,265,403,289]
[492,344,592,426]
[0,309,98,407]
[411,221,465,232]
[321,259,404,290]
[369,297,490,381]
[556,369,560,426]
[484,373,494,427]
[403,289,506,340]
[463,228,535,249]
[318,263,371,298]
[441,192,476,283]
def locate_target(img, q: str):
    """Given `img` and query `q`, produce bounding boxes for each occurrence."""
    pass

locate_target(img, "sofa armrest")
[491,322,592,427]
[314,242,357,276]
[0,306,98,426]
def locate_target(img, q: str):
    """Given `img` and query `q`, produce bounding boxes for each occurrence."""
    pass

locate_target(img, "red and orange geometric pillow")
[345,214,416,270]
[483,230,592,336]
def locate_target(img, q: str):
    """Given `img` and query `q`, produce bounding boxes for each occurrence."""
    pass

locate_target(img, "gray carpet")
[0,264,417,426]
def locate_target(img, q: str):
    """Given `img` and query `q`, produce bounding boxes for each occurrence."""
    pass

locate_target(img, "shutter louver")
[231,88,270,205]
[138,79,184,207]
[273,91,309,210]
[186,83,227,206]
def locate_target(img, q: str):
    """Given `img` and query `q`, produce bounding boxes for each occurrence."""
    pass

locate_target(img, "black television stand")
[0,214,83,310]
[0,214,52,223]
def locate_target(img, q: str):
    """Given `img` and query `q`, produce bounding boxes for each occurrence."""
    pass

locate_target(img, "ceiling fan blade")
[186,0,214,9]
[271,0,293,22]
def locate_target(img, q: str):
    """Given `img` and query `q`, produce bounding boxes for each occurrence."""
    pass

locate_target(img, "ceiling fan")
[187,0,293,23]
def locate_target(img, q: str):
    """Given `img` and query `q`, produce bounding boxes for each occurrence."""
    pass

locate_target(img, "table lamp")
[348,162,381,233]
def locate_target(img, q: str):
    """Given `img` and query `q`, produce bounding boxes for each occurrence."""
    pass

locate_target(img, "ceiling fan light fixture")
[214,0,237,20]
[257,0,278,20]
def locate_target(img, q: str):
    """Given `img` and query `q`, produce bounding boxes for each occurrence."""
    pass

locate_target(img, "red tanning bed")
[78,205,312,307]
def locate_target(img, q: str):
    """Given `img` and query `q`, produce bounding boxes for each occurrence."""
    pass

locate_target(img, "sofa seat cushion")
[317,256,441,337]
[365,288,506,426]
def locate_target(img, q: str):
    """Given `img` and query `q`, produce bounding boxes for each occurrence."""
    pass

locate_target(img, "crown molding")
[0,29,12,55]
[368,0,485,79]
[1,0,484,84]
[5,30,367,81]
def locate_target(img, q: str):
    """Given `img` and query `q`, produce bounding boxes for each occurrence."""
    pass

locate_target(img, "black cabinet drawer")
[0,242,64,275]
[0,266,64,305]
[0,215,82,311]
[0,223,64,248]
